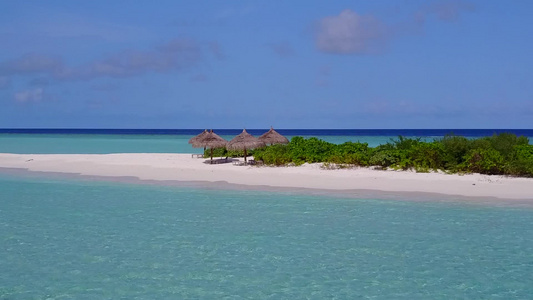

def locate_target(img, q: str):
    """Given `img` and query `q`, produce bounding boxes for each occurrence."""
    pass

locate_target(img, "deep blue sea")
[1,129,533,298]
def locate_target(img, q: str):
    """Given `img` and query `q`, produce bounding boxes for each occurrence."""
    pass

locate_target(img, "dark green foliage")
[369,148,401,169]
[462,148,505,175]
[329,142,371,166]
[252,144,291,166]
[411,142,445,171]
[290,137,335,163]
[439,135,471,171]
[487,133,529,159]
[391,136,422,150]
[217,133,533,177]
[507,145,533,177]
[368,137,443,171]
[203,147,244,158]
[254,137,337,166]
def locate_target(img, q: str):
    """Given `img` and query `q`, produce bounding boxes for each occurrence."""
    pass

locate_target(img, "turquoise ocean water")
[0,133,398,154]
[1,130,533,298]
[1,175,532,299]
[2,133,532,155]
[1,129,532,154]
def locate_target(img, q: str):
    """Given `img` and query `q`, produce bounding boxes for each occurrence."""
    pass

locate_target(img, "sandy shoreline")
[1,153,532,201]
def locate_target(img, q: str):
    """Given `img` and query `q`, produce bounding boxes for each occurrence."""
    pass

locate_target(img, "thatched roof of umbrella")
[188,129,209,145]
[258,127,289,145]
[227,129,265,162]
[190,130,228,162]
[227,129,265,151]
[190,130,227,149]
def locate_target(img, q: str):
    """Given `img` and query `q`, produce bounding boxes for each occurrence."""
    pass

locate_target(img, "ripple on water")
[1,175,532,299]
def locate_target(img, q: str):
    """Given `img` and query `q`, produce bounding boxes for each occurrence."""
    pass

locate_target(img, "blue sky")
[0,0,532,129]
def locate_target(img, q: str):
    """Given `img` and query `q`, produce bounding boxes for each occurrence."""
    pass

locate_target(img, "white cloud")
[315,9,388,55]
[83,38,202,78]
[0,38,213,81]
[14,88,43,103]
[315,2,475,55]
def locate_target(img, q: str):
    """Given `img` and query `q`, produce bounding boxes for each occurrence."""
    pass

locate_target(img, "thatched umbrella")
[188,129,209,151]
[258,127,289,145]
[190,130,227,162]
[227,129,265,163]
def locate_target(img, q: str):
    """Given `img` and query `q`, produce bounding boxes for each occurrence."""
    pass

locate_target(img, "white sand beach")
[1,153,532,200]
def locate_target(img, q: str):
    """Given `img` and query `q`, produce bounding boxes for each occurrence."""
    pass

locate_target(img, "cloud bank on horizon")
[0,0,531,129]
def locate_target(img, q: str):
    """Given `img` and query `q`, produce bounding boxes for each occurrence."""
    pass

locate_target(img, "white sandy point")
[0,153,532,200]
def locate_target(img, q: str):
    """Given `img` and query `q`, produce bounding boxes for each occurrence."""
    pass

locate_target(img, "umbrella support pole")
[244,148,247,163]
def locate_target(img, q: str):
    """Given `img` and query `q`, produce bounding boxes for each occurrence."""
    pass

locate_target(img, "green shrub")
[328,142,371,166]
[370,137,422,170]
[487,133,529,159]
[411,142,444,171]
[369,148,402,169]
[253,144,291,166]
[203,147,226,158]
[200,134,533,178]
[438,135,472,171]
[287,136,307,165]
[462,148,505,175]
[288,137,335,164]
[507,144,533,177]
[391,136,422,150]
[204,147,259,158]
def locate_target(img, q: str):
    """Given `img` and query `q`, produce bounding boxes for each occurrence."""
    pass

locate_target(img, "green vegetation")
[250,133,533,177]
[203,147,243,158]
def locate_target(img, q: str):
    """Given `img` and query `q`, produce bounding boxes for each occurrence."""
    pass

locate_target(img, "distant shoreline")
[1,153,532,201]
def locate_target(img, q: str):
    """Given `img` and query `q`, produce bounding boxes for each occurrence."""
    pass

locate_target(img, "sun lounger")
[232,160,263,166]
[247,160,263,166]
[204,157,232,164]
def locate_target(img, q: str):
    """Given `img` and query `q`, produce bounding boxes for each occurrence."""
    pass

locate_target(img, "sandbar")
[1,153,532,201]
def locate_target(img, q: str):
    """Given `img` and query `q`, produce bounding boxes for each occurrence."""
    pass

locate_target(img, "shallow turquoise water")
[2,131,532,154]
[0,134,413,154]
[1,175,532,299]
[0,134,196,154]
[2,133,531,155]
